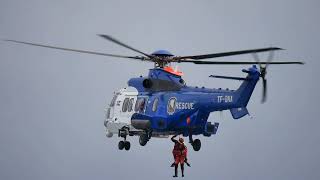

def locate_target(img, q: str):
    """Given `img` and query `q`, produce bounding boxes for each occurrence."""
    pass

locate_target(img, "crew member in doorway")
[171,135,190,177]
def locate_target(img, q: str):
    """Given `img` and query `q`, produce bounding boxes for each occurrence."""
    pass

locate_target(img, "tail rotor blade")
[252,53,260,63]
[262,78,267,103]
[252,53,264,71]
[265,50,274,69]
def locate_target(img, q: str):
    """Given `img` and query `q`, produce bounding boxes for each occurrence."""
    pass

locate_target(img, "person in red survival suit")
[171,135,190,177]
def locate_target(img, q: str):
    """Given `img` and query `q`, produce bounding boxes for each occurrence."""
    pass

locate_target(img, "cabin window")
[122,98,129,112]
[152,98,159,112]
[167,97,176,115]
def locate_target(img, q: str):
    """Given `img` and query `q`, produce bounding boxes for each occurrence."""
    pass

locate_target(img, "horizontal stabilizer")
[209,75,249,81]
[230,107,249,119]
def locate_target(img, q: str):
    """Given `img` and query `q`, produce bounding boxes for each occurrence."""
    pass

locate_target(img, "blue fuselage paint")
[129,66,260,137]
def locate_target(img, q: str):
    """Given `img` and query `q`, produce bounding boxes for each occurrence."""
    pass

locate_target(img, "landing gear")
[192,139,201,151]
[124,141,131,150]
[118,141,125,150]
[139,134,148,146]
[189,134,201,151]
[118,127,131,151]
[118,140,131,150]
[139,131,152,146]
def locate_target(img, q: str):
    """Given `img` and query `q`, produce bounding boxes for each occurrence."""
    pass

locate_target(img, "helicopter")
[3,35,304,151]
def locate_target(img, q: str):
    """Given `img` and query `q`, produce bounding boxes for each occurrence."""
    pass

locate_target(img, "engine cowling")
[142,79,153,88]
[128,77,182,92]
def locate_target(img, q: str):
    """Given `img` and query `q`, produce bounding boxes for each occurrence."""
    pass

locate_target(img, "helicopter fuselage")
[104,65,260,150]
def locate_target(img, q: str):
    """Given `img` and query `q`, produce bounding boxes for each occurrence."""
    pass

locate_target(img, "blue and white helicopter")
[4,35,304,151]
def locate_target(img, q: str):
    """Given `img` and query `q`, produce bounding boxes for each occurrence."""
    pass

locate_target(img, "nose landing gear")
[118,127,131,151]
[118,140,131,150]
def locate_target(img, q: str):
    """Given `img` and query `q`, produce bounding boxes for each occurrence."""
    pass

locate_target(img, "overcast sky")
[0,0,319,179]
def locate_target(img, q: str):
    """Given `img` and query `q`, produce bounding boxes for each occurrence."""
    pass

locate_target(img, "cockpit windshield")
[110,93,119,107]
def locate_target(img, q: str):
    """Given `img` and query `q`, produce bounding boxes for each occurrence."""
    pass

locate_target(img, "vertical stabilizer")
[229,65,260,119]
[235,65,260,107]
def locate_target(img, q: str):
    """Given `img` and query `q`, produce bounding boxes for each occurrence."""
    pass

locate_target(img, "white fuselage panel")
[104,87,139,134]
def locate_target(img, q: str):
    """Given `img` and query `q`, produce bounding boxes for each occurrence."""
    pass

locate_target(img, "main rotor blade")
[174,47,283,60]
[3,39,150,61]
[179,60,304,65]
[98,34,153,58]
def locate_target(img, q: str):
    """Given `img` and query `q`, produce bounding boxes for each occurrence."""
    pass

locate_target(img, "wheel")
[118,141,125,150]
[192,139,201,151]
[139,134,148,146]
[124,141,131,151]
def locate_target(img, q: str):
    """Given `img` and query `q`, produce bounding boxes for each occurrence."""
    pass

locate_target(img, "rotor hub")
[151,50,174,57]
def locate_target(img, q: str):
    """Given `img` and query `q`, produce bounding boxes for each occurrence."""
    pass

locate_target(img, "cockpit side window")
[135,98,146,113]
[122,98,129,112]
[134,98,140,112]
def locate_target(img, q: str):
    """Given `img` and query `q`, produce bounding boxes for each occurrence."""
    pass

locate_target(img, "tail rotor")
[252,49,275,103]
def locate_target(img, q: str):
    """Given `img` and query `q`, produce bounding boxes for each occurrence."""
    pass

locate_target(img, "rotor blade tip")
[272,47,284,50]
[98,34,110,38]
